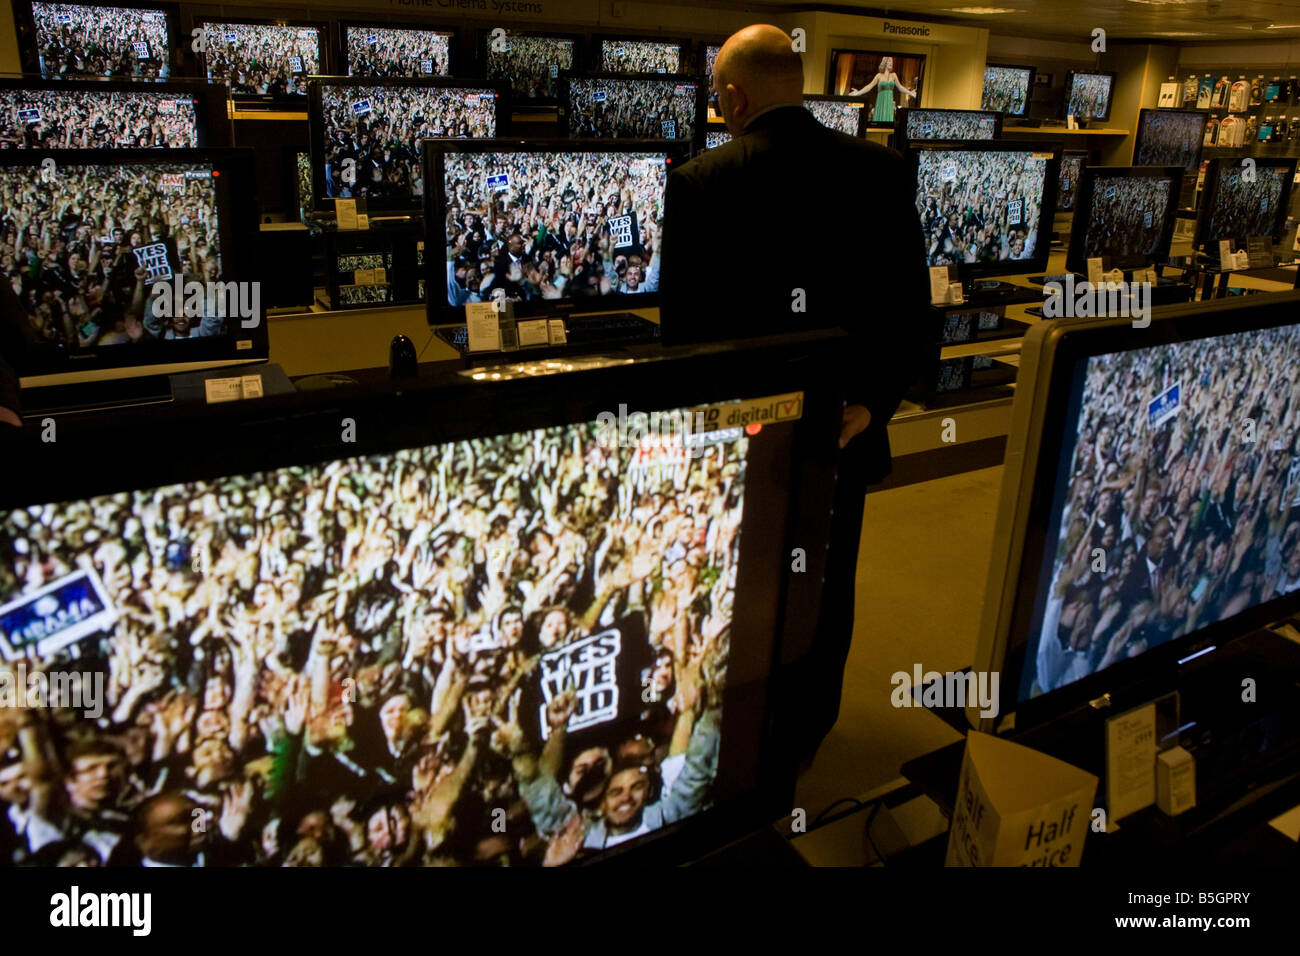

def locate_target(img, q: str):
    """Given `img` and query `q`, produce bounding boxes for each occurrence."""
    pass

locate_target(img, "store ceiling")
[731,0,1300,43]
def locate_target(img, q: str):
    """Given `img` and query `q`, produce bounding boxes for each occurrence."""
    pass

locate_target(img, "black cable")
[416,328,437,361]
[862,800,886,864]
[811,796,866,827]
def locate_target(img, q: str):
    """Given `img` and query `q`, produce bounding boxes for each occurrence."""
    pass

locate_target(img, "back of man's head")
[715,25,804,133]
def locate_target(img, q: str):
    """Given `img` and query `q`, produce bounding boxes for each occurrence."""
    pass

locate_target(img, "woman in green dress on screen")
[849,57,916,124]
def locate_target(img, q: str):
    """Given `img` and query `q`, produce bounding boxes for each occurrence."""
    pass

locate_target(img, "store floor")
[793,464,1004,823]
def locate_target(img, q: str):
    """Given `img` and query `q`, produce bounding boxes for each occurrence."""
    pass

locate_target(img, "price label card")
[334,199,358,231]
[356,213,370,231]
[1219,239,1236,271]
[929,265,952,305]
[204,377,244,404]
[465,301,501,352]
[517,318,549,347]
[1102,268,1125,286]
[1105,702,1156,822]
[947,281,964,305]
[1086,257,1104,286]
[547,319,567,345]
[240,375,263,400]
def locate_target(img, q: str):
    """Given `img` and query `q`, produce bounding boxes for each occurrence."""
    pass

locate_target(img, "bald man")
[660,25,931,769]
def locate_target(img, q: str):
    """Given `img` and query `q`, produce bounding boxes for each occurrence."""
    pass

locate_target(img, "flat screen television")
[193,18,326,105]
[341,22,455,77]
[701,42,723,115]
[0,78,231,149]
[911,140,1062,281]
[803,95,866,137]
[982,64,1035,116]
[826,49,924,127]
[595,36,683,73]
[1062,70,1117,122]
[482,29,580,104]
[1056,149,1087,214]
[425,138,688,323]
[706,128,731,150]
[0,148,264,390]
[558,74,705,148]
[969,291,1300,731]
[1194,157,1298,252]
[309,77,506,213]
[0,331,844,866]
[1133,108,1208,177]
[16,0,176,78]
[896,107,1002,145]
[1065,165,1182,273]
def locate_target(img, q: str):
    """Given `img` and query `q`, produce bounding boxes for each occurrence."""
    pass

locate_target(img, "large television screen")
[25,1,172,78]
[899,108,1001,143]
[342,24,454,77]
[0,80,219,149]
[195,20,324,100]
[1133,109,1207,177]
[703,43,722,114]
[1195,157,1297,251]
[561,75,703,144]
[1063,71,1116,121]
[598,38,681,73]
[311,79,502,210]
[1066,165,1181,273]
[982,65,1034,116]
[1056,150,1086,213]
[804,96,865,137]
[485,31,576,102]
[427,140,686,321]
[826,49,924,127]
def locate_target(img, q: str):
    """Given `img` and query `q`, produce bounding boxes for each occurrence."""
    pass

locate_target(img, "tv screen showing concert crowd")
[805,99,863,136]
[1065,72,1113,120]
[1134,110,1205,175]
[0,406,756,866]
[345,26,453,77]
[1073,172,1176,263]
[31,2,171,78]
[0,88,200,148]
[0,160,228,350]
[1202,162,1292,248]
[486,33,575,100]
[1022,323,1300,699]
[600,40,680,73]
[565,78,698,140]
[197,22,322,98]
[442,149,669,307]
[904,109,998,141]
[982,66,1031,116]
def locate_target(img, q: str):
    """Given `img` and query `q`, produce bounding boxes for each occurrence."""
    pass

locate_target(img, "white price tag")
[517,318,549,347]
[547,319,567,345]
[240,375,263,399]
[1086,257,1104,286]
[465,301,501,352]
[1105,703,1157,823]
[929,265,952,305]
[334,199,358,231]
[1219,239,1235,271]
[204,377,244,404]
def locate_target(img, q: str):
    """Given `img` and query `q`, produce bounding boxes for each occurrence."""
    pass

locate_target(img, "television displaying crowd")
[0,413,745,866]
[320,85,497,203]
[704,45,720,110]
[346,27,452,78]
[0,162,225,348]
[905,110,998,141]
[806,100,862,136]
[443,149,667,305]
[600,40,681,73]
[31,2,170,78]
[486,34,575,100]
[706,130,731,150]
[1031,325,1300,695]
[916,150,1047,264]
[0,89,200,149]
[199,23,321,98]
[566,78,698,140]
[1077,175,1175,261]
[1135,113,1205,173]
[1065,73,1113,120]
[981,67,1029,115]
[1057,154,1085,212]
[1205,165,1288,247]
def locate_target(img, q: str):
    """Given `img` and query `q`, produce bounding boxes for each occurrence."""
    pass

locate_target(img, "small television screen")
[1196,157,1298,251]
[0,79,226,149]
[311,78,503,211]
[195,20,325,100]
[561,75,704,145]
[426,140,688,322]
[24,1,172,78]
[1066,165,1182,273]
[912,142,1060,276]
[1056,150,1087,213]
[703,42,722,113]
[899,108,1002,143]
[804,96,865,137]
[484,31,577,102]
[826,49,924,127]
[0,149,263,382]
[342,23,454,77]
[598,38,682,73]
[1063,70,1116,121]
[706,128,731,149]
[1133,109,1208,177]
[982,65,1035,116]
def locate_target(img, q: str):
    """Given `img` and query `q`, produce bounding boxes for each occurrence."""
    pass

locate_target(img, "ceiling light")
[1150,31,1206,36]
[1266,24,1300,29]
[945,6,1017,13]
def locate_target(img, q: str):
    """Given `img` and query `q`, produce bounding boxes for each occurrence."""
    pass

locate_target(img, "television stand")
[21,374,174,419]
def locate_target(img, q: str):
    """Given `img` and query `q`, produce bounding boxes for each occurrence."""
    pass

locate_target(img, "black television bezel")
[909,138,1063,282]
[0,146,266,382]
[1133,107,1208,177]
[192,15,328,107]
[338,19,459,78]
[477,26,583,106]
[308,75,509,215]
[1061,68,1118,122]
[1065,164,1184,273]
[423,136,689,326]
[0,76,232,148]
[825,47,927,127]
[985,291,1300,732]
[0,329,846,867]
[894,106,1003,147]
[557,71,706,150]
[981,63,1036,117]
[803,94,869,138]
[592,34,687,74]
[1194,156,1298,252]
[13,0,180,79]
[1055,148,1088,213]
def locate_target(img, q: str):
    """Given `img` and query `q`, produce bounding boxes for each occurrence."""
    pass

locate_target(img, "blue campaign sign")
[352,99,372,115]
[0,569,116,661]
[487,173,509,192]
[593,90,607,103]
[1148,381,1181,430]
[17,107,41,124]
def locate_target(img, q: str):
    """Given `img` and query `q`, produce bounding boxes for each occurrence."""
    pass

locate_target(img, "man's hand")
[839,405,871,449]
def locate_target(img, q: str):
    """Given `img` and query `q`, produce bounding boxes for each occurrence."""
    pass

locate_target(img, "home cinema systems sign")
[390,0,547,12]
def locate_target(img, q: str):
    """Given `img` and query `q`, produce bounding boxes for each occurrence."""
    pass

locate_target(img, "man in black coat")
[659,25,932,768]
